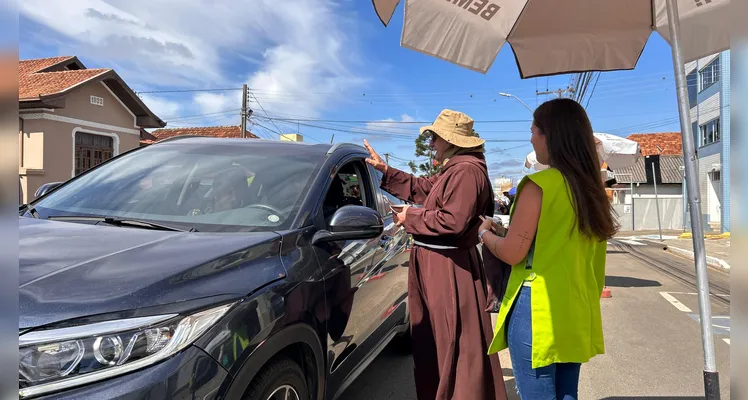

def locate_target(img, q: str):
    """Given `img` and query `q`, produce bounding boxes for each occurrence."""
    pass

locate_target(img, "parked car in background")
[18,137,412,400]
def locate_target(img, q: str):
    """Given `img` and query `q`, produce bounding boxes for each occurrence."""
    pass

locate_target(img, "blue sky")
[18,0,689,181]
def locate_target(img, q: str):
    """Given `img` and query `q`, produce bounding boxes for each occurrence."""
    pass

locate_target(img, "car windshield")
[30,142,321,232]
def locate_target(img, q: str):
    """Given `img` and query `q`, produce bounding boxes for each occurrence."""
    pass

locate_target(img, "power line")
[257,118,326,143]
[248,90,284,136]
[585,73,602,109]
[137,87,242,94]
[250,121,281,139]
[135,71,696,99]
[163,109,240,122]
[258,116,532,124]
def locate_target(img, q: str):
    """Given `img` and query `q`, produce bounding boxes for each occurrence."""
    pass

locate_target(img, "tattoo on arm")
[518,231,533,248]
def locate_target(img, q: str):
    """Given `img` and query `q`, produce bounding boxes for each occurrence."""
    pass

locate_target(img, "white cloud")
[139,94,180,119]
[361,113,419,142]
[366,113,417,131]
[193,92,239,116]
[19,0,368,121]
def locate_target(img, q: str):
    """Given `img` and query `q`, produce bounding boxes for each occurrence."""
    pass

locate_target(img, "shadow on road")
[605,275,661,288]
[607,249,629,254]
[341,342,520,399]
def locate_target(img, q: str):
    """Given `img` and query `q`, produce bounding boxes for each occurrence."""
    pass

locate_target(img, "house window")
[687,70,698,106]
[75,132,113,176]
[698,57,720,92]
[699,119,720,147]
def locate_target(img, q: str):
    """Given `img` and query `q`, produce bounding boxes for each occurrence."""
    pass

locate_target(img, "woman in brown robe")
[363,109,507,400]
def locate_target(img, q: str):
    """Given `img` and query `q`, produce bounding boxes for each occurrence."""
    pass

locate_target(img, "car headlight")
[19,302,235,398]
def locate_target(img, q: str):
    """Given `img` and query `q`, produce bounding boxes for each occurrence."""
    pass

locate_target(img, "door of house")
[75,132,113,176]
[708,170,721,223]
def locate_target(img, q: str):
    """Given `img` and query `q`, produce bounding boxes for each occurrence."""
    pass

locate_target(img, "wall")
[56,82,138,131]
[719,50,730,231]
[633,184,682,197]
[614,198,684,232]
[612,204,633,232]
[18,81,142,202]
[687,50,730,233]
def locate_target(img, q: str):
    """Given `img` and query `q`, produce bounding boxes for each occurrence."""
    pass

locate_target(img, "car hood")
[19,217,285,329]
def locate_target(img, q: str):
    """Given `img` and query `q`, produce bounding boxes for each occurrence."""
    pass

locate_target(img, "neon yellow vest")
[488,168,607,368]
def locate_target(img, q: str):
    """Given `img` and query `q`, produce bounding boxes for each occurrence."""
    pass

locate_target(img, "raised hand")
[363,139,387,173]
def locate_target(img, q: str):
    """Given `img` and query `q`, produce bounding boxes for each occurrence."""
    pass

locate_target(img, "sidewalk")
[662,236,731,269]
[616,230,731,270]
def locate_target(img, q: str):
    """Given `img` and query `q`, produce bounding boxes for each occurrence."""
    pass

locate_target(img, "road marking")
[723,338,730,345]
[659,291,693,312]
[618,239,646,246]
[662,291,730,298]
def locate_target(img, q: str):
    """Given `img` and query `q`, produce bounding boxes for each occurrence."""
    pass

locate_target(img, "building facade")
[686,50,730,233]
[19,56,165,203]
[611,133,684,232]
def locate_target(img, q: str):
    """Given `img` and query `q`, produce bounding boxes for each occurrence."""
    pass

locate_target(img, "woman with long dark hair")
[479,98,618,399]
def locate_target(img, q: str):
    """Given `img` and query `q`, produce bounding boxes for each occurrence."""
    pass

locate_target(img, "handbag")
[477,167,536,312]
[482,228,536,313]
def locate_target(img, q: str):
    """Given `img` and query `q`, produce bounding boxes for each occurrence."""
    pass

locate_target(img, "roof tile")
[148,126,259,141]
[19,56,75,75]
[19,68,110,100]
[626,132,682,156]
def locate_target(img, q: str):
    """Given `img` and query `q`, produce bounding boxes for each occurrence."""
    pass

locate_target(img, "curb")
[678,232,730,239]
[666,245,731,270]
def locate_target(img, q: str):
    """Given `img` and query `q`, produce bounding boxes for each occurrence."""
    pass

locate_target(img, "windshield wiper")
[46,215,198,232]
[22,205,40,219]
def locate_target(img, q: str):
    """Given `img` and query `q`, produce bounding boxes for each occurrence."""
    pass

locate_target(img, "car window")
[31,144,321,232]
[371,169,402,216]
[322,161,374,223]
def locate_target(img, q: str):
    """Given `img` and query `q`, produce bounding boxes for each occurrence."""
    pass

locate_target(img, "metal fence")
[613,198,684,232]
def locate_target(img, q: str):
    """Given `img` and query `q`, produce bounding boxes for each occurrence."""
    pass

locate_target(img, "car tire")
[243,357,309,400]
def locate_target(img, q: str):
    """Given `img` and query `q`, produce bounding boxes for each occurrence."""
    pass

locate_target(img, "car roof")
[150,136,367,157]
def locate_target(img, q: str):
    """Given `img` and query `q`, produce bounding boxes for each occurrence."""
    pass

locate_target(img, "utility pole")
[383,153,390,165]
[536,86,575,99]
[240,84,248,138]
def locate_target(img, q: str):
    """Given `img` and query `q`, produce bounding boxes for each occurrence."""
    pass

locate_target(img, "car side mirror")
[34,181,63,198]
[312,205,384,245]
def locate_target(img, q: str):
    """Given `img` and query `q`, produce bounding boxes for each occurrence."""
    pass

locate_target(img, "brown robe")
[381,153,507,400]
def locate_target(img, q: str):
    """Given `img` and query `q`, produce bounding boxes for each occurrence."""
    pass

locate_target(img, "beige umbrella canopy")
[370,1,730,395]
[371,0,729,77]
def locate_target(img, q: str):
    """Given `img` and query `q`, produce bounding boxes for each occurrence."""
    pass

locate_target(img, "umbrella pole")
[664,0,720,399]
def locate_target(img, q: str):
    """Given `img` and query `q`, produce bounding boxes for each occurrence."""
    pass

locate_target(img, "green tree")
[409,129,480,176]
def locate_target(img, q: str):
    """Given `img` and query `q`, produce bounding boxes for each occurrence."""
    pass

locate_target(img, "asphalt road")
[340,239,731,400]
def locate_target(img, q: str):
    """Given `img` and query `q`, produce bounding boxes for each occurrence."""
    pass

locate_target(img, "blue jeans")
[507,286,582,400]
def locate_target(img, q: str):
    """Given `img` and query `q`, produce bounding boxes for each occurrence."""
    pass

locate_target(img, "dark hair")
[533,98,619,241]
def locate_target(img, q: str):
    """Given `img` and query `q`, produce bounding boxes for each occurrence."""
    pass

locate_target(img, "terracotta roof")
[18,56,165,128]
[148,126,259,141]
[19,68,110,100]
[19,56,75,75]
[626,132,682,156]
[613,155,683,184]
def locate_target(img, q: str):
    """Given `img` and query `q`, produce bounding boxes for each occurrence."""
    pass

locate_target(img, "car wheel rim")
[267,384,300,400]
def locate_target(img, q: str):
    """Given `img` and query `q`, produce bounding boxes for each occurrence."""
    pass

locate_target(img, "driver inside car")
[189,167,248,215]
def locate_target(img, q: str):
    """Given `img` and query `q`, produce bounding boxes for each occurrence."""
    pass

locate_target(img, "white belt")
[413,240,459,250]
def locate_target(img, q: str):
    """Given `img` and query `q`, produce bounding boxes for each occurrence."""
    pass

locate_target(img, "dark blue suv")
[19,137,412,400]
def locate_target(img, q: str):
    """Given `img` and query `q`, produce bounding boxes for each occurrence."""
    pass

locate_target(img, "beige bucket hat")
[420,109,485,148]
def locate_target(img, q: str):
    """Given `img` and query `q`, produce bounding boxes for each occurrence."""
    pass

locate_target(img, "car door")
[365,167,411,331]
[314,158,389,382]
